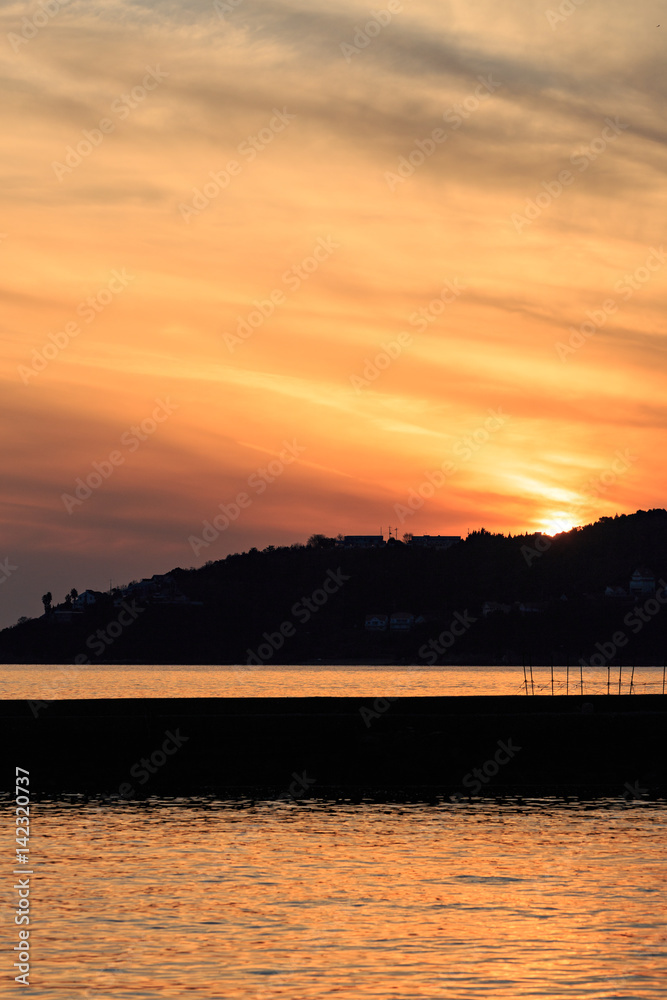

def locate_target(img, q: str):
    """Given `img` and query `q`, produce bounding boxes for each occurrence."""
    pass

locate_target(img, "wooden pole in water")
[529,654,534,695]
[618,663,622,695]
[551,661,554,696]
[522,653,528,695]
[580,660,584,695]
[566,661,569,696]
[607,663,610,696]
[629,664,635,695]
[663,661,665,695]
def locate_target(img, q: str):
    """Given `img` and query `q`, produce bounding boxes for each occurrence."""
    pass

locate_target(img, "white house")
[629,567,655,596]
[390,612,415,630]
[73,590,101,608]
[482,601,511,617]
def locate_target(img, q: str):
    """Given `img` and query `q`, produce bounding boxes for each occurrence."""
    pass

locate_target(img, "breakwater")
[3,695,666,799]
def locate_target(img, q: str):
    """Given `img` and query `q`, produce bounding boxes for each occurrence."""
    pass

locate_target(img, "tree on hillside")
[41,592,52,614]
[307,534,336,549]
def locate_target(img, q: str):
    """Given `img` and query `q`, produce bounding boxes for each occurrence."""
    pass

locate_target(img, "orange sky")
[1,0,667,626]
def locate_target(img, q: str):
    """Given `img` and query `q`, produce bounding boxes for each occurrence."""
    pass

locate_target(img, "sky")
[1,0,667,627]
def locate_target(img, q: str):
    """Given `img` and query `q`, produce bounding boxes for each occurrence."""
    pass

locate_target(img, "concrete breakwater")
[3,695,666,799]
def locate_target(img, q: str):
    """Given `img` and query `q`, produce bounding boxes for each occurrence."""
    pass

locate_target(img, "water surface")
[1,663,664,699]
[8,797,666,999]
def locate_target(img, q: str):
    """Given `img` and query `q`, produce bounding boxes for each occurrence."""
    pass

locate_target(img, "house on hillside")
[124,578,157,602]
[482,601,511,617]
[409,535,461,550]
[52,607,83,624]
[73,590,104,609]
[337,536,385,548]
[120,574,198,607]
[390,611,415,630]
[629,567,655,596]
[365,614,388,631]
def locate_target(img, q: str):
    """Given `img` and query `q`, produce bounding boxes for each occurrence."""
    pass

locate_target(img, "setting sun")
[541,516,580,536]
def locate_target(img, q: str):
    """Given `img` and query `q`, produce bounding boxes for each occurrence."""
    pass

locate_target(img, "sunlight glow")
[541,516,578,536]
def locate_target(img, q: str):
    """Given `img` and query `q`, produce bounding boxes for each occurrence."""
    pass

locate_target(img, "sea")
[1,662,665,700]
[3,664,666,999]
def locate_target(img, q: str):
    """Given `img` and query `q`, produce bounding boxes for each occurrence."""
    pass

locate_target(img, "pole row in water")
[520,663,660,694]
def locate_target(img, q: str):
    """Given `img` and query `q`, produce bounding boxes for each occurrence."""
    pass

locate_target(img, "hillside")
[2,509,667,666]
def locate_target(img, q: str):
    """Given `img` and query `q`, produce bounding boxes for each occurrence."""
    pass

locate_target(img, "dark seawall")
[4,695,666,799]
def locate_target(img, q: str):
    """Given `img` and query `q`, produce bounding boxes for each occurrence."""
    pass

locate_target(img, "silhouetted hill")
[2,509,667,665]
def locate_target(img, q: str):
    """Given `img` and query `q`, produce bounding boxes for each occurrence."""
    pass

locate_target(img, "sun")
[541,515,578,536]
